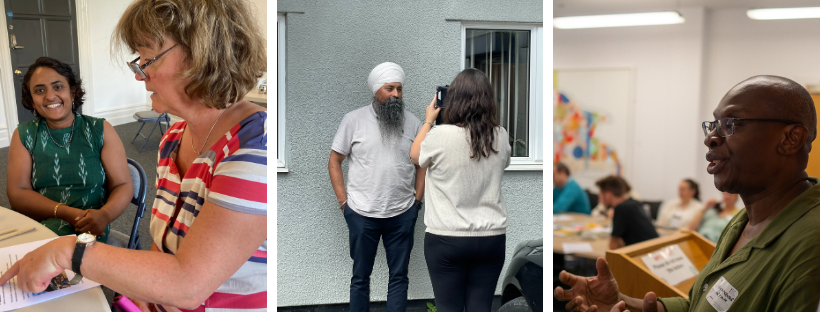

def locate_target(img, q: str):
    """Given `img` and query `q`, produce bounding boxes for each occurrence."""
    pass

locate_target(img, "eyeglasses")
[701,117,795,138]
[127,44,178,79]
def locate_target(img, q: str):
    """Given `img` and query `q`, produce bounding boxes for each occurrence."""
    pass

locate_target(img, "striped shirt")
[150,112,267,312]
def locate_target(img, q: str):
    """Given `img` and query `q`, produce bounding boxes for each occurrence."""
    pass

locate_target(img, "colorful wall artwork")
[554,92,621,175]
[553,69,632,189]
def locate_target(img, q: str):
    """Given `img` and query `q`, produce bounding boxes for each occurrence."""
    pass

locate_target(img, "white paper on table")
[562,242,594,254]
[591,227,612,234]
[640,244,699,286]
[0,236,101,311]
[553,215,573,222]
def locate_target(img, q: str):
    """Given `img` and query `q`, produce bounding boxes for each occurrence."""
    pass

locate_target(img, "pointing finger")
[0,260,20,286]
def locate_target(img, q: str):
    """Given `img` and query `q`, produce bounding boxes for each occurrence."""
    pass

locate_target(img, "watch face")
[78,233,96,244]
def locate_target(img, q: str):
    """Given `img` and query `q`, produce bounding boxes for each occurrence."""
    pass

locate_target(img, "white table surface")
[0,208,110,312]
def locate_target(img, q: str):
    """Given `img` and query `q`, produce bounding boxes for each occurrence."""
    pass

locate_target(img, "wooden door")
[808,94,820,178]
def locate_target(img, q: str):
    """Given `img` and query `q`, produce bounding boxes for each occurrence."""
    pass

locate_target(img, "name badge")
[705,276,739,312]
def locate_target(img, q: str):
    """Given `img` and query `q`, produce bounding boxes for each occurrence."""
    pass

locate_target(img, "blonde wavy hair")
[112,0,266,109]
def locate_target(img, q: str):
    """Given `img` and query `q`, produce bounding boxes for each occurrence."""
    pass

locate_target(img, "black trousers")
[424,232,506,312]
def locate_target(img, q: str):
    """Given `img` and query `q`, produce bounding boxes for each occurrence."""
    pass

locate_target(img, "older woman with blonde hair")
[0,0,267,311]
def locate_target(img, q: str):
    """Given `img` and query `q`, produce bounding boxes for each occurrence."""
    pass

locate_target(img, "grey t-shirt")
[331,104,423,218]
[418,125,511,236]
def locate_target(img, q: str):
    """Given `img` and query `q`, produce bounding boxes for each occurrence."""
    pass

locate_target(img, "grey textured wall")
[277,0,543,307]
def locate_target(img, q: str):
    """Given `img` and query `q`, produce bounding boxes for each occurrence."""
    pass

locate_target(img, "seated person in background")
[553,162,591,214]
[7,57,133,243]
[591,177,641,218]
[688,192,740,242]
[596,175,658,249]
[655,179,703,230]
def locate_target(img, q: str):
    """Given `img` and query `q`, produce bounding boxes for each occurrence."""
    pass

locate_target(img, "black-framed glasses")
[701,117,795,138]
[127,44,178,79]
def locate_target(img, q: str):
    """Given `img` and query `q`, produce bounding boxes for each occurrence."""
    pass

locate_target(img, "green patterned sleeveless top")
[17,113,109,242]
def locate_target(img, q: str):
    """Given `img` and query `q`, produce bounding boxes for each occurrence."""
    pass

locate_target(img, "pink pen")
[114,296,143,312]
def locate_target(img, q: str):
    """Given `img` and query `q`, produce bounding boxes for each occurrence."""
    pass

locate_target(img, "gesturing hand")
[597,292,661,312]
[74,209,110,236]
[554,257,620,312]
[641,292,660,312]
[606,301,627,312]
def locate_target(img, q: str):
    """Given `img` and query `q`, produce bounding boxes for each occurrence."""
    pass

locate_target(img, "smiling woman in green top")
[6,57,133,243]
[554,75,820,312]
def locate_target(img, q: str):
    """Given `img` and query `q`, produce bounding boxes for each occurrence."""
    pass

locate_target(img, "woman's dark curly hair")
[441,68,500,160]
[21,57,85,116]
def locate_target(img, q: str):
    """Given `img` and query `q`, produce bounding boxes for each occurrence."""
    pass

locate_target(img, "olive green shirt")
[659,177,820,312]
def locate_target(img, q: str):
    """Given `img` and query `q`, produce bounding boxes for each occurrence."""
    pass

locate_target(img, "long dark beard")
[374,96,405,144]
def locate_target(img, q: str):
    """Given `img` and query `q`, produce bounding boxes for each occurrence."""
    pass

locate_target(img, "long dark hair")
[683,179,700,201]
[22,57,85,115]
[441,68,499,160]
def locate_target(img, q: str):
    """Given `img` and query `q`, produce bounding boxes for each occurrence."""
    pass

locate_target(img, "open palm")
[554,257,621,312]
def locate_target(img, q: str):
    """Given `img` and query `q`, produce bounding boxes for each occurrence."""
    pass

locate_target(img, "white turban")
[367,62,405,94]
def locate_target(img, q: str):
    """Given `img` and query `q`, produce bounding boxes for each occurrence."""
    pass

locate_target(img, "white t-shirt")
[331,104,422,218]
[655,198,703,230]
[418,125,511,237]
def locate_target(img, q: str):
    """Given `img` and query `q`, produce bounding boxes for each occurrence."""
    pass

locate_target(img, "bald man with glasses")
[556,75,820,312]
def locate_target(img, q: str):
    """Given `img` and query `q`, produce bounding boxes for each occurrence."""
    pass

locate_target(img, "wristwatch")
[68,232,96,285]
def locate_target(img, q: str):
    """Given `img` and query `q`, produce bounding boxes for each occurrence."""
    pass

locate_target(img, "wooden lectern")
[605,230,715,299]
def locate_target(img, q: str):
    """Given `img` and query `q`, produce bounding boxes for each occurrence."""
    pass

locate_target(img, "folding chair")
[124,158,148,249]
[131,110,170,153]
[110,159,148,311]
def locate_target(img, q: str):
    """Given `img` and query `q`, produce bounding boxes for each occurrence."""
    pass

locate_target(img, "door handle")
[14,70,21,76]
[10,34,23,49]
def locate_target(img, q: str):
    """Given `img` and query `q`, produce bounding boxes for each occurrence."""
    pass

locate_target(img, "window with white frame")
[462,23,543,170]
[277,14,288,172]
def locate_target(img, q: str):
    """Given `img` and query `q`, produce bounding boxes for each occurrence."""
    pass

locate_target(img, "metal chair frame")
[131,111,170,153]
[125,158,148,250]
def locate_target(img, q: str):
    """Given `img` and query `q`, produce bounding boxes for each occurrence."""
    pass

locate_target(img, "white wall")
[554,8,707,201]
[86,0,151,125]
[699,8,820,201]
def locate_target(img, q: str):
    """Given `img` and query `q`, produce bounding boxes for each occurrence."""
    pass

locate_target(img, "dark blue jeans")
[343,202,419,312]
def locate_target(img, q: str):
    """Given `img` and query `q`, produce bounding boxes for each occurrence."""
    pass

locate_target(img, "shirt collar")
[745,177,820,249]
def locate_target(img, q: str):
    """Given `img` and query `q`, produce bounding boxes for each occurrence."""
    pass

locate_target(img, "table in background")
[0,208,110,312]
[245,90,267,108]
[553,212,678,260]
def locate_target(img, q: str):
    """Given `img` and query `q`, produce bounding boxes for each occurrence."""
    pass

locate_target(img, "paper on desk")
[591,227,612,234]
[553,215,573,222]
[562,242,594,254]
[0,236,100,311]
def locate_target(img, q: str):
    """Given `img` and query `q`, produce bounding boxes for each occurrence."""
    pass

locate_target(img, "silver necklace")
[45,115,76,149]
[190,106,230,155]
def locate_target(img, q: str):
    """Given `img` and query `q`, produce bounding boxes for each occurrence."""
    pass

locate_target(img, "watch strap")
[71,240,87,276]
